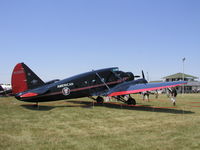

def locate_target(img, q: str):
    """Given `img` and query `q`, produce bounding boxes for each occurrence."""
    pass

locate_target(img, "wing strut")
[95,72,110,90]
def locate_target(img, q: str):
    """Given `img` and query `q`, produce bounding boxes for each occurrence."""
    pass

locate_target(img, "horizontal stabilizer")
[17,87,49,99]
[20,92,38,98]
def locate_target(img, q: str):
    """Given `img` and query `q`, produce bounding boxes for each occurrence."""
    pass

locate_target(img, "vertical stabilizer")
[11,63,45,94]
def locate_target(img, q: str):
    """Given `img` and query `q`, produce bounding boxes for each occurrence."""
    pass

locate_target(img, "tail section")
[11,63,45,94]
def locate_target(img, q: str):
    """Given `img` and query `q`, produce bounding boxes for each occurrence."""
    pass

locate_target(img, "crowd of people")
[141,88,178,106]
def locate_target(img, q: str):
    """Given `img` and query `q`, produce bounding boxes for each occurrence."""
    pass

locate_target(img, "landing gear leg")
[35,102,39,109]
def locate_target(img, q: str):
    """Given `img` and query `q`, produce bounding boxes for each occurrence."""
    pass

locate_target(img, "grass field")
[1,94,200,150]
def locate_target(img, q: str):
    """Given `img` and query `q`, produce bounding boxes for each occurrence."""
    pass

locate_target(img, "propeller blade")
[134,75,140,78]
[142,70,145,79]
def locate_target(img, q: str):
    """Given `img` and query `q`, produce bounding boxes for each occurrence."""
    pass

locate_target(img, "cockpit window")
[112,68,119,72]
[114,71,123,76]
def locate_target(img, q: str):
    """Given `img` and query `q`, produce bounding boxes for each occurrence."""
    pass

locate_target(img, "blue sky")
[0,0,200,83]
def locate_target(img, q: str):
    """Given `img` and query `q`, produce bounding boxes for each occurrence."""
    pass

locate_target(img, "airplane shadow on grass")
[21,100,194,114]
[21,104,55,111]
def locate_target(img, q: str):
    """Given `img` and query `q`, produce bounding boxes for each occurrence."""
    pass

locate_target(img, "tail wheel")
[126,97,136,105]
[96,96,104,103]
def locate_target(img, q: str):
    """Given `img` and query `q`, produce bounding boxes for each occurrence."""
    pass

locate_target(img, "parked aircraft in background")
[11,63,187,106]
[0,84,12,96]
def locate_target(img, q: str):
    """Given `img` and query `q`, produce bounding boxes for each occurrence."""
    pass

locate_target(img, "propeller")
[142,70,145,79]
[142,70,148,83]
[125,71,146,81]
[126,72,140,80]
[134,75,140,78]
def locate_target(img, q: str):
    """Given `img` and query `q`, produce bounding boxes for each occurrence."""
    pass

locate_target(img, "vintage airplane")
[11,63,187,105]
[0,84,12,96]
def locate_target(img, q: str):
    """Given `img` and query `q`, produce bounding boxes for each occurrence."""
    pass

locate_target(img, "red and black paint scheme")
[11,63,187,105]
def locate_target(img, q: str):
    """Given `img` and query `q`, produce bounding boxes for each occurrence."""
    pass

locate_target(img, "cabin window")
[107,73,117,82]
[112,68,119,72]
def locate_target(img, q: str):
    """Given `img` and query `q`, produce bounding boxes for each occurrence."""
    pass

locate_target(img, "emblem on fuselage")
[62,87,70,96]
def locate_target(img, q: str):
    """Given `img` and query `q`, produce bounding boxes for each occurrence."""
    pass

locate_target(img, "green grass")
[1,94,200,150]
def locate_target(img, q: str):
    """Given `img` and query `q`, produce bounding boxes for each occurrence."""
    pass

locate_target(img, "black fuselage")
[16,67,134,102]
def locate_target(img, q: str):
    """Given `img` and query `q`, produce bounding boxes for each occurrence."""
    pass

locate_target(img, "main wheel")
[126,98,136,105]
[96,96,104,103]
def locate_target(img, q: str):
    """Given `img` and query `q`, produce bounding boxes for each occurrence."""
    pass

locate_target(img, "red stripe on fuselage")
[70,78,128,92]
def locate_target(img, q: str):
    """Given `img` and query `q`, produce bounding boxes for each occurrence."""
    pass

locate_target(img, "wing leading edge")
[107,81,187,97]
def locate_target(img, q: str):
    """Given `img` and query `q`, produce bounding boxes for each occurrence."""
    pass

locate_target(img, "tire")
[127,98,136,105]
[96,96,104,103]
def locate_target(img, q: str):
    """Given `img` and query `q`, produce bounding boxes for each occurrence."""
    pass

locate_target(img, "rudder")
[11,63,45,94]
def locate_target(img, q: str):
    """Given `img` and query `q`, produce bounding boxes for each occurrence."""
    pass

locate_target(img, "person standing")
[171,88,177,106]
[155,90,159,99]
[142,91,150,102]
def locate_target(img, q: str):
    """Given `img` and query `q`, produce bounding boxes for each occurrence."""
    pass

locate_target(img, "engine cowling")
[125,72,135,81]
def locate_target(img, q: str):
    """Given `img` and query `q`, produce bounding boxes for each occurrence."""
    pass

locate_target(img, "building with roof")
[163,73,200,93]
